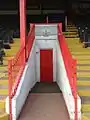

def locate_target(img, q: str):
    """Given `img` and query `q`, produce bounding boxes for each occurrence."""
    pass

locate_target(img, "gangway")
[6,23,81,120]
[18,82,69,120]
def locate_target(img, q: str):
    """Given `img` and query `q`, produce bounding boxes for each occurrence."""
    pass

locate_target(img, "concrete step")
[77,77,90,81]
[81,97,90,104]
[70,49,90,53]
[0,89,8,95]
[0,100,6,109]
[77,72,90,78]
[0,113,8,120]
[82,104,90,112]
[78,86,90,90]
[63,32,78,34]
[67,27,77,29]
[77,81,90,86]
[75,56,90,60]
[0,80,8,85]
[78,85,90,96]
[0,76,8,80]
[66,38,80,40]
[77,66,90,71]
[65,35,78,38]
[71,51,90,56]
[77,60,90,64]
[0,84,8,89]
[69,47,83,50]
[78,90,90,96]
[0,66,7,71]
[0,39,19,120]
[81,115,89,120]
[82,113,90,119]
[66,29,78,31]
[0,95,7,100]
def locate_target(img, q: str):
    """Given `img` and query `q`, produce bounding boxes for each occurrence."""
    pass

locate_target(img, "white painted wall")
[35,24,58,40]
[5,24,81,120]
[35,24,57,82]
[56,40,81,120]
[6,40,36,120]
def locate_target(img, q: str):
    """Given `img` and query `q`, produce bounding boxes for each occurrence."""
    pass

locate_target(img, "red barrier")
[8,24,35,120]
[58,23,78,120]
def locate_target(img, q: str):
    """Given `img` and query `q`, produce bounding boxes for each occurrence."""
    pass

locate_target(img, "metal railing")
[8,24,35,120]
[58,23,78,120]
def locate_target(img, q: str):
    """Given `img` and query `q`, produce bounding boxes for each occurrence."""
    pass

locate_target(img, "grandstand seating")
[75,20,90,48]
[0,37,20,119]
[64,24,90,119]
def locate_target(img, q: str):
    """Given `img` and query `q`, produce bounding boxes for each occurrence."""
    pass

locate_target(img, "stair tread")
[72,52,90,55]
[82,104,90,112]
[77,64,90,66]
[0,96,7,100]
[77,66,90,70]
[81,97,90,104]
[78,90,90,96]
[77,77,90,80]
[78,86,90,90]
[0,77,8,80]
[82,115,90,120]
[0,111,6,115]
[0,80,8,85]
[83,113,90,118]
[0,89,8,95]
[0,85,8,89]
[77,70,90,72]
[77,72,90,78]
[77,81,90,86]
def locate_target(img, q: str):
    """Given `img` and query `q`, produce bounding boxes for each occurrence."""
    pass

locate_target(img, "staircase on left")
[0,38,20,120]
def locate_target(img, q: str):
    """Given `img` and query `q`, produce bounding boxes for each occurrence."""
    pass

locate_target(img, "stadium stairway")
[0,38,20,120]
[64,25,90,120]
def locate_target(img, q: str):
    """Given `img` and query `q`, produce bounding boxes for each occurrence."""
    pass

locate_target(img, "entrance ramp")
[7,23,81,120]
[18,82,69,120]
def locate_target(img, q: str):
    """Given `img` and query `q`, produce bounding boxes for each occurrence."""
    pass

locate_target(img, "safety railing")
[8,24,35,120]
[58,23,78,120]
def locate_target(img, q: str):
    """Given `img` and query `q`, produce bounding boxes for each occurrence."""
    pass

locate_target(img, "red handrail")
[58,23,78,120]
[8,24,35,120]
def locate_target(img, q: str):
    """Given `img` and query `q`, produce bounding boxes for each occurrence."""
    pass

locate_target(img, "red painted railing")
[58,23,78,120]
[8,24,35,120]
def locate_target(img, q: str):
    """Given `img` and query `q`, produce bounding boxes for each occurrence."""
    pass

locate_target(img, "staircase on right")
[64,24,90,120]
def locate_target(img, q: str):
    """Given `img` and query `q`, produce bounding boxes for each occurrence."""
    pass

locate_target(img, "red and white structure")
[6,0,81,120]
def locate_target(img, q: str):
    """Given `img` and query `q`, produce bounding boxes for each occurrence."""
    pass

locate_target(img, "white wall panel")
[56,40,81,120]
[35,24,58,40]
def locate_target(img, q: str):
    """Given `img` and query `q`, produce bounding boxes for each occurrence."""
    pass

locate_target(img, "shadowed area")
[31,82,61,93]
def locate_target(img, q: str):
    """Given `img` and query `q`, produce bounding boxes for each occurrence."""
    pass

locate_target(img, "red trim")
[8,59,13,120]
[58,23,78,120]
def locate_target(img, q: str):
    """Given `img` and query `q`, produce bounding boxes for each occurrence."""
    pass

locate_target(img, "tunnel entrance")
[31,82,61,93]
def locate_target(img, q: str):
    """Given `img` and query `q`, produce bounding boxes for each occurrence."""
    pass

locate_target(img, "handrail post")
[20,0,27,64]
[8,58,13,120]
[73,60,78,120]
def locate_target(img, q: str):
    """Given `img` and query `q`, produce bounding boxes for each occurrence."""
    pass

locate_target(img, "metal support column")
[20,0,26,63]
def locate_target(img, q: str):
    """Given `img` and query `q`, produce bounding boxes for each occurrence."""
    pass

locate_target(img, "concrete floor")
[18,82,69,120]
[18,93,69,120]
